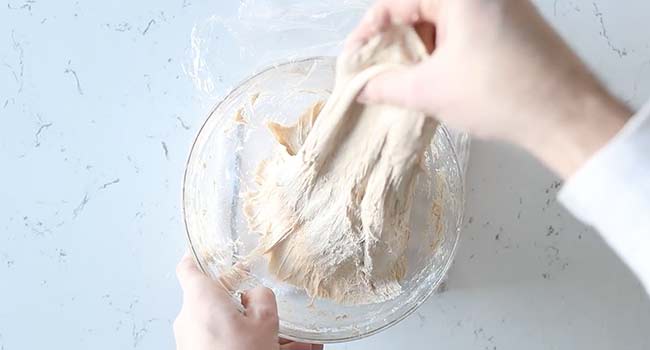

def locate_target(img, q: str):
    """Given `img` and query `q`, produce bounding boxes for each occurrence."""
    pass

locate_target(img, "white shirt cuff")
[558,100,650,292]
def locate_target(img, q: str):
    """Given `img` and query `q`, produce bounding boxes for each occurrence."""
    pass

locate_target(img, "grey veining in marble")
[1,1,649,349]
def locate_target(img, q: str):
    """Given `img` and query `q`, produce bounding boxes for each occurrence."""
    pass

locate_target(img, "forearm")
[518,79,632,179]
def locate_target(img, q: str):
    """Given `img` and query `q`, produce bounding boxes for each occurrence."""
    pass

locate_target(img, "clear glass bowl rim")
[181,56,465,344]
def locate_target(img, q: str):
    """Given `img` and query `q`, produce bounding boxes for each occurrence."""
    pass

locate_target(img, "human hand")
[347,0,631,178]
[174,252,323,350]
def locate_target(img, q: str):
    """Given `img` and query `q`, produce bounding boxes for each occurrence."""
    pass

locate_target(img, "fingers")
[345,3,391,50]
[279,338,324,350]
[346,0,441,50]
[241,287,279,322]
[360,66,422,108]
[176,251,239,315]
[280,342,323,350]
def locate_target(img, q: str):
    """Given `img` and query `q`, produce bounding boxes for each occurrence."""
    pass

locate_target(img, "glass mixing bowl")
[182,57,464,343]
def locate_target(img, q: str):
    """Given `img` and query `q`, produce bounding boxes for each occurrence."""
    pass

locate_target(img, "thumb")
[241,287,279,323]
[176,251,206,291]
[360,66,423,108]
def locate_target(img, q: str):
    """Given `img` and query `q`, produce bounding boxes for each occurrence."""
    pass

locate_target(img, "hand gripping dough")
[243,26,438,305]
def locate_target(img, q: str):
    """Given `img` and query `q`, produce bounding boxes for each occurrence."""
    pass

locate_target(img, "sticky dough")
[243,26,438,305]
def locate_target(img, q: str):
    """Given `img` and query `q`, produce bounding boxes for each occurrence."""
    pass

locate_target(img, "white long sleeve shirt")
[559,101,650,293]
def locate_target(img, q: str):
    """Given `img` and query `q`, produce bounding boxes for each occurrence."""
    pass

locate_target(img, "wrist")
[520,86,632,178]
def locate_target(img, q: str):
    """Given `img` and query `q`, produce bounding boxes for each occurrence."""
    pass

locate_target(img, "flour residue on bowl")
[183,56,464,341]
[242,26,439,305]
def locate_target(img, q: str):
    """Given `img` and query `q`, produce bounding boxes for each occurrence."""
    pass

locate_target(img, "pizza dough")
[243,26,437,304]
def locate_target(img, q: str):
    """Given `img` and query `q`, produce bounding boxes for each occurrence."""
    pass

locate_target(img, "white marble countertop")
[1,1,649,349]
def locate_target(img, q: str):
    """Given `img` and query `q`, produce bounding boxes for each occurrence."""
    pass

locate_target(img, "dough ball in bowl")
[183,56,464,343]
